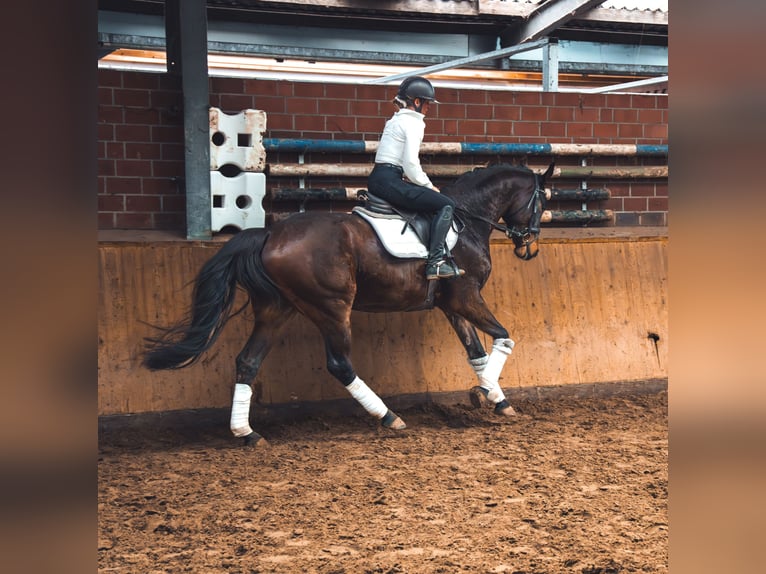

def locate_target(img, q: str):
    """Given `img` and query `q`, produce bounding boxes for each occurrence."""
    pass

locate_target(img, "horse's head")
[502,162,554,260]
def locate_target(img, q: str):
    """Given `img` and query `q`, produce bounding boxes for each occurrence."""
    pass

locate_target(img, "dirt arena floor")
[98,389,667,574]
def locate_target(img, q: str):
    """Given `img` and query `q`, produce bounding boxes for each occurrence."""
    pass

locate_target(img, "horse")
[144,162,555,446]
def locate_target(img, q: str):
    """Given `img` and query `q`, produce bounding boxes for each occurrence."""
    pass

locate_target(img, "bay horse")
[144,162,554,445]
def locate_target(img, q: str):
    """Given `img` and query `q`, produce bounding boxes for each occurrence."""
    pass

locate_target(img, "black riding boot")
[426,205,465,280]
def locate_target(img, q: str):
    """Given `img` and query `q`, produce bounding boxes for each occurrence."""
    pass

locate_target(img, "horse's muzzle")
[513,234,540,260]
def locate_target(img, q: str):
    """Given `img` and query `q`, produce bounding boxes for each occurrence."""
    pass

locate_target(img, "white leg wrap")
[479,338,515,403]
[230,383,254,437]
[469,354,489,379]
[346,376,388,419]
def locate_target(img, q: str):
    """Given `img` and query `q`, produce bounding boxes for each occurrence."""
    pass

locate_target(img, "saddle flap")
[352,206,458,259]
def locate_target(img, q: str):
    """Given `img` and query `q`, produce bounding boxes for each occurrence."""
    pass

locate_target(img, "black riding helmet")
[396,76,439,112]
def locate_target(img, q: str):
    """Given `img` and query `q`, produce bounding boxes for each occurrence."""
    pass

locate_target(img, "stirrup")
[426,259,465,280]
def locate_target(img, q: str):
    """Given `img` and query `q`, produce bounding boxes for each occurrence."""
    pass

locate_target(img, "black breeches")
[368,164,455,213]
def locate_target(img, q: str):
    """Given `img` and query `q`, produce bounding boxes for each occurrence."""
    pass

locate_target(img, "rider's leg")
[426,205,465,280]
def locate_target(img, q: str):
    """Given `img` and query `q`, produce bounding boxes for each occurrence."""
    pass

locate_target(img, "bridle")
[455,178,546,247]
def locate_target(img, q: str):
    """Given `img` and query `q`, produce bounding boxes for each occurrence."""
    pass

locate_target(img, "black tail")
[143,229,276,370]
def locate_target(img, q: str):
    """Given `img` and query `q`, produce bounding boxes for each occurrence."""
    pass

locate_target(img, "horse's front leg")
[443,310,517,417]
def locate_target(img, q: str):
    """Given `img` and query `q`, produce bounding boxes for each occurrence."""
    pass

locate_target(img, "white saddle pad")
[352,206,458,259]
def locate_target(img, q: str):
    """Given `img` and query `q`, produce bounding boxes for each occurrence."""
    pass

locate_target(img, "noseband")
[506,182,546,246]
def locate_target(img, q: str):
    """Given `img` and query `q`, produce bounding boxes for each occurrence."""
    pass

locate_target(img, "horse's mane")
[444,163,535,199]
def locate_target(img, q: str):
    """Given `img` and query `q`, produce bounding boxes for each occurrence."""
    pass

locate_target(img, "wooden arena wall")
[98,229,667,416]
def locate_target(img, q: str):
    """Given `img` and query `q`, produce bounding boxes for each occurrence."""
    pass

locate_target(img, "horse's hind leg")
[443,312,516,417]
[230,305,296,446]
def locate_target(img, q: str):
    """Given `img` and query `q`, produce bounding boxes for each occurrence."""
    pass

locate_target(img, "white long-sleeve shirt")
[374,108,434,189]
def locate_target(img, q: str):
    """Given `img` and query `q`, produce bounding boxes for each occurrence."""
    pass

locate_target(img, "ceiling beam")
[502,0,608,46]
[364,38,550,84]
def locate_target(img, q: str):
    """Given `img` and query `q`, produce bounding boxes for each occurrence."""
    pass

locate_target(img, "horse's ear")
[543,162,555,182]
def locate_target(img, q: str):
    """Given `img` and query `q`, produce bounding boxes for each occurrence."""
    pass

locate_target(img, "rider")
[367,76,465,280]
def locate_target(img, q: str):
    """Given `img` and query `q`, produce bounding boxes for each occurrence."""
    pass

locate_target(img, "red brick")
[566,122,593,137]
[124,107,160,125]
[116,124,151,142]
[614,109,638,123]
[437,103,467,119]
[638,109,663,124]
[152,160,184,178]
[116,160,152,177]
[521,107,548,121]
[648,197,668,211]
[574,108,599,122]
[296,83,324,98]
[98,86,113,105]
[600,108,613,122]
[579,94,607,108]
[161,195,186,211]
[631,94,659,109]
[126,143,161,160]
[98,213,116,229]
[470,104,495,120]
[513,122,540,137]
[151,90,182,108]
[541,122,566,137]
[275,82,295,96]
[126,72,160,90]
[98,124,114,142]
[630,183,656,197]
[99,159,115,177]
[618,124,643,138]
[211,77,245,94]
[298,115,326,132]
[594,123,618,138]
[266,113,293,131]
[143,178,180,195]
[126,195,162,212]
[644,124,668,139]
[98,70,123,88]
[486,121,512,136]
[162,143,184,161]
[457,90,486,104]
[623,197,647,211]
[98,195,125,211]
[511,92,541,106]
[154,213,185,231]
[114,89,150,108]
[151,125,184,143]
[456,120,486,136]
[252,96,285,114]
[115,213,153,229]
[554,92,581,107]
[245,79,279,96]
[357,117,386,133]
[219,94,256,112]
[349,100,379,117]
[286,98,318,114]
[105,142,124,159]
[540,92,556,106]
[355,85,382,100]
[605,94,631,109]
[549,107,573,122]
[98,105,123,124]
[105,177,141,195]
[318,99,349,116]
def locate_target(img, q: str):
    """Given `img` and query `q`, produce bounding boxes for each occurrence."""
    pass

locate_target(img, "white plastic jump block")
[209,108,267,172]
[210,171,266,231]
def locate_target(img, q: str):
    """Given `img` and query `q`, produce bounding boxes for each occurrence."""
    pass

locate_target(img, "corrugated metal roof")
[599,0,668,11]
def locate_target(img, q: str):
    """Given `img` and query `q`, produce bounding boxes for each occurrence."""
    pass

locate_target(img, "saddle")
[352,192,459,259]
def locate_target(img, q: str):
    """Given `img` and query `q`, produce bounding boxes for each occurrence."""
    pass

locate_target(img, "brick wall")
[97,70,668,231]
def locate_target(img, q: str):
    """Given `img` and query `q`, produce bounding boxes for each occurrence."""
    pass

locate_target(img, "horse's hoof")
[243,432,269,448]
[381,410,407,430]
[470,386,490,409]
[493,399,517,417]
